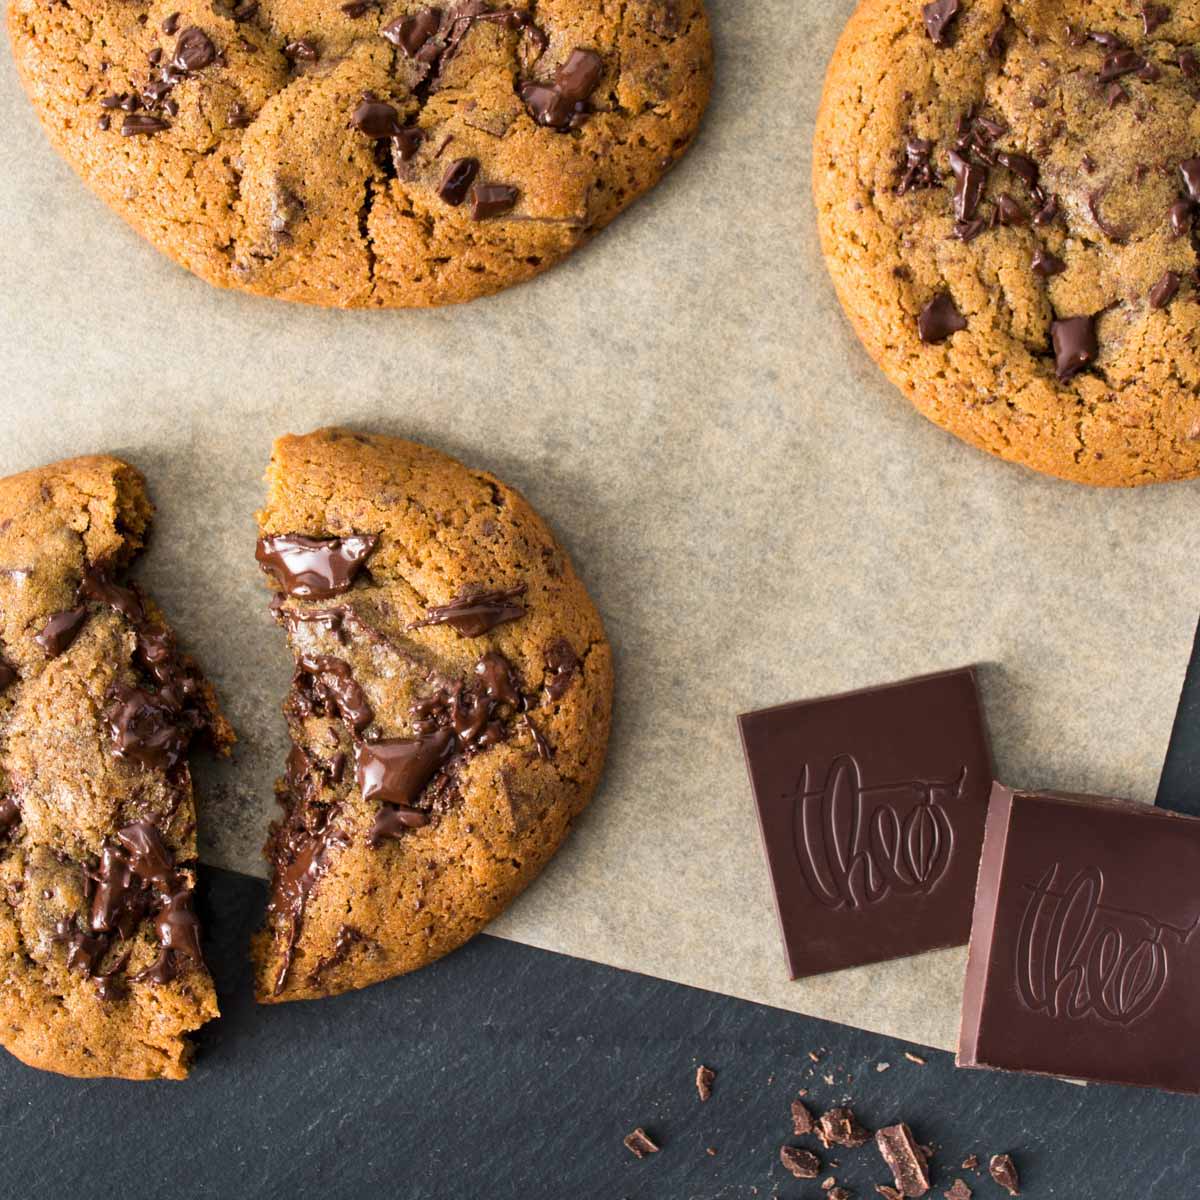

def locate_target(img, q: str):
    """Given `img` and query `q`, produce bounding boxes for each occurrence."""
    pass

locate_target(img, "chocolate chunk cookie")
[0,456,233,1079]
[7,0,711,308]
[814,0,1200,486]
[251,429,613,1001]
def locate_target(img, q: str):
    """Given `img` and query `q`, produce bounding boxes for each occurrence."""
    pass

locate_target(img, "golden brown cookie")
[251,428,613,1002]
[7,0,711,308]
[0,456,233,1079]
[814,0,1200,486]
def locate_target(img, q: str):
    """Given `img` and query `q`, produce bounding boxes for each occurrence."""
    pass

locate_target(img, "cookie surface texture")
[8,0,711,308]
[252,428,613,1002]
[0,456,232,1079]
[814,0,1200,486]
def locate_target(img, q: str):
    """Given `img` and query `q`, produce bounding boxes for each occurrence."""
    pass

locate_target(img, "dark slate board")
[3,621,1198,1199]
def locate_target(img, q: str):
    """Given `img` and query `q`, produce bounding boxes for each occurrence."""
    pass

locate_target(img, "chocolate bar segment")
[737,667,993,978]
[958,785,1200,1094]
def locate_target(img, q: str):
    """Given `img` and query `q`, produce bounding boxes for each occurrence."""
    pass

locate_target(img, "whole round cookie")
[814,0,1200,486]
[7,0,711,308]
[251,428,613,1002]
[0,455,232,1079]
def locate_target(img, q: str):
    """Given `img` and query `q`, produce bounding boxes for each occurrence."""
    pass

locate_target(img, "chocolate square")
[958,786,1200,1094]
[737,667,993,978]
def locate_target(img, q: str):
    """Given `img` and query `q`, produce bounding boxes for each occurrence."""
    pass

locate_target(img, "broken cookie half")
[252,428,613,1002]
[0,456,233,1079]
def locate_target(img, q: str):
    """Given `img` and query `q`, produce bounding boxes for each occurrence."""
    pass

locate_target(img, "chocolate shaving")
[988,1155,1020,1196]
[623,1128,659,1159]
[696,1064,714,1101]
[922,0,959,46]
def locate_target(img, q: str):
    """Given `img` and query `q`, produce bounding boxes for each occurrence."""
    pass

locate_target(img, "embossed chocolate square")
[958,786,1200,1095]
[737,667,993,979]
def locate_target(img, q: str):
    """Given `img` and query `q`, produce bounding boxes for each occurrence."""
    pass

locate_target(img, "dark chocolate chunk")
[876,1124,931,1197]
[35,606,87,656]
[1050,315,1098,382]
[960,786,1200,1095]
[255,533,377,597]
[172,27,217,73]
[623,1128,659,1159]
[947,150,987,222]
[1169,197,1194,237]
[284,39,319,61]
[350,97,406,139]
[116,822,175,887]
[419,585,526,637]
[944,1181,972,1200]
[382,7,442,56]
[470,183,519,219]
[1031,247,1065,277]
[1181,158,1200,202]
[121,113,170,136]
[922,0,959,46]
[356,730,453,810]
[1099,48,1145,82]
[816,1107,870,1150]
[341,0,374,15]
[996,151,1039,190]
[994,194,1026,225]
[0,796,20,837]
[1149,270,1181,309]
[897,138,937,194]
[695,1064,714,1101]
[545,639,579,700]
[1142,4,1171,35]
[1181,49,1200,78]
[791,1097,814,1135]
[737,668,993,979]
[1032,193,1059,226]
[392,126,424,161]
[162,11,180,34]
[988,1155,1020,1196]
[0,658,17,692]
[780,1146,821,1179]
[521,48,603,129]
[438,157,480,206]
[917,292,967,344]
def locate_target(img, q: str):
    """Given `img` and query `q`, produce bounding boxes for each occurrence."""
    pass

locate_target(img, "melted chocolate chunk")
[256,533,378,597]
[383,7,442,56]
[34,606,88,657]
[475,651,521,706]
[1051,315,1098,382]
[90,843,146,936]
[471,183,519,219]
[155,890,203,964]
[438,157,480,205]
[295,654,375,733]
[418,585,526,636]
[104,683,191,771]
[1150,270,1182,309]
[521,48,604,130]
[356,729,454,811]
[54,920,110,977]
[284,39,320,62]
[350,97,406,139]
[172,27,217,73]
[121,113,170,137]
[922,0,959,46]
[116,821,175,887]
[79,565,144,623]
[1031,247,1066,277]
[917,292,967,344]
[369,803,432,843]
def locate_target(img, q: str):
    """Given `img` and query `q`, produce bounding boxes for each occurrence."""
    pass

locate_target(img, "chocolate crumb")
[624,1128,659,1159]
[903,1052,926,1065]
[792,1097,815,1135]
[876,1124,931,1198]
[944,1181,972,1200]
[961,1155,978,1170]
[876,1189,904,1200]
[780,1146,821,1179]
[988,1155,1020,1196]
[829,1190,852,1200]
[696,1064,715,1102]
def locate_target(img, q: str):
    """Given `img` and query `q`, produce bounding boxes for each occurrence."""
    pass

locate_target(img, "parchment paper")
[2,0,1199,1052]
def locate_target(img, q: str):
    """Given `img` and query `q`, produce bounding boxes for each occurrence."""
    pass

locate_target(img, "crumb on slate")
[623,1128,659,1159]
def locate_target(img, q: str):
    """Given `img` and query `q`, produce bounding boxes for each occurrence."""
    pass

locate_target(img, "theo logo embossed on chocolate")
[738,667,993,979]
[791,755,962,910]
[1014,863,1197,1028]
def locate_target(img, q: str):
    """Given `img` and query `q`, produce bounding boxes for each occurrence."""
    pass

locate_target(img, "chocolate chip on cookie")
[0,456,233,1079]
[251,429,613,1002]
